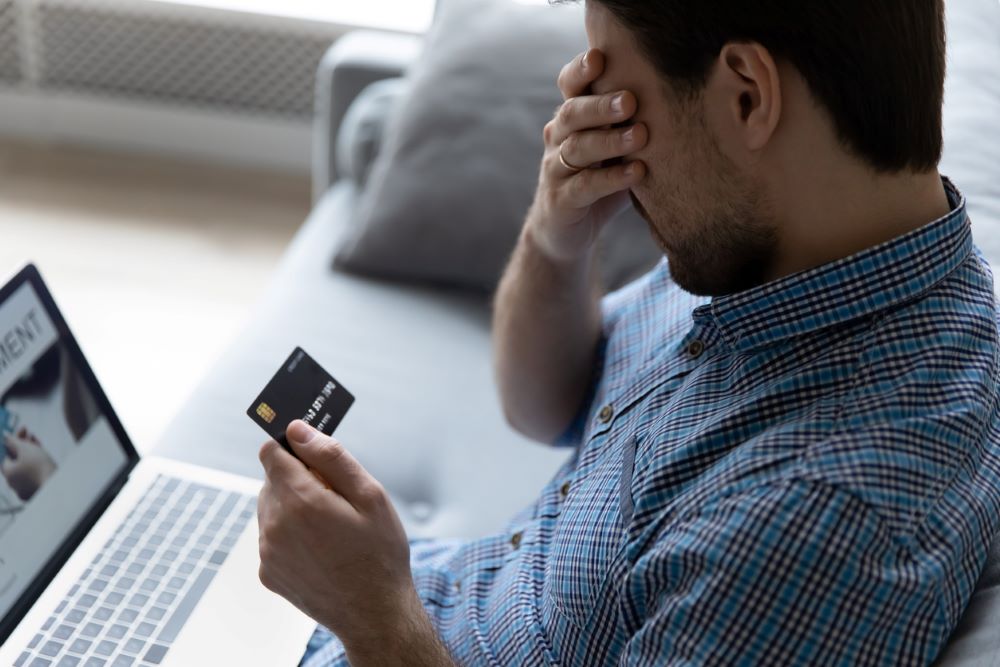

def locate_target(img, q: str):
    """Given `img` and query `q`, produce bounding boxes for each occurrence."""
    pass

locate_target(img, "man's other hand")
[527,48,648,264]
[257,421,423,657]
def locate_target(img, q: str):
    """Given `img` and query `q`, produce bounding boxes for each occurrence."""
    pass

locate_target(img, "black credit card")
[246,347,355,453]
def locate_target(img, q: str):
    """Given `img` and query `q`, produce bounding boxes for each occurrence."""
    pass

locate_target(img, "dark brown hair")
[578,1,946,173]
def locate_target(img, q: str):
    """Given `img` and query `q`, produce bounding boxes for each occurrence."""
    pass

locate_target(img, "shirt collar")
[700,178,972,352]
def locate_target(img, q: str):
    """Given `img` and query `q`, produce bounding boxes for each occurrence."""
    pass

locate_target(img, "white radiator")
[0,0,354,171]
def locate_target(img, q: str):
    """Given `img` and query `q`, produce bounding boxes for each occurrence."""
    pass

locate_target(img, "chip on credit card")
[246,347,355,454]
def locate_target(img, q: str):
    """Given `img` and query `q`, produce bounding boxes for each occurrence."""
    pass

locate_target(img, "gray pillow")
[333,0,660,293]
[336,77,409,190]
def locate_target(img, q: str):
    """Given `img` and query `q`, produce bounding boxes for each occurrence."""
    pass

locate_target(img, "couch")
[154,3,1000,663]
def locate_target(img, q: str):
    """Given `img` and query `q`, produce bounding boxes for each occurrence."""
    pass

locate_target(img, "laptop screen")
[0,269,135,638]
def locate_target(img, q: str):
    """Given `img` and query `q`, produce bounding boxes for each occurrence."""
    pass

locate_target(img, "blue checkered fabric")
[302,180,1000,666]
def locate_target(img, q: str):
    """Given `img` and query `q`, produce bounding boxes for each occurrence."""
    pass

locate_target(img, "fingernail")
[622,127,635,144]
[611,94,624,114]
[625,162,637,176]
[288,420,317,444]
[581,51,590,70]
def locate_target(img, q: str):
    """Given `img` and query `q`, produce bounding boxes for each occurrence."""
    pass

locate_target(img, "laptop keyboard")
[15,475,256,667]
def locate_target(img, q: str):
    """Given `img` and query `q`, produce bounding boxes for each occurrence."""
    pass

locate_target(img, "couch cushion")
[153,183,569,540]
[332,0,660,294]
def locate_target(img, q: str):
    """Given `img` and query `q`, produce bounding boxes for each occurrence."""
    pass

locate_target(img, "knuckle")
[561,133,579,157]
[358,481,387,508]
[566,173,587,201]
[314,438,346,466]
[556,101,574,126]
[542,120,557,145]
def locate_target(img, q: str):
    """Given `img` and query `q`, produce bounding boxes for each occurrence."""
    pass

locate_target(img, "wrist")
[342,587,448,666]
[522,218,596,277]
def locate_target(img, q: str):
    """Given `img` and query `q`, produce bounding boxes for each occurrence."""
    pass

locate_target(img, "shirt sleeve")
[553,263,665,447]
[618,479,947,666]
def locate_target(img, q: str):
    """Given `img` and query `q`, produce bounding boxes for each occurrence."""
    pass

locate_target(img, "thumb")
[285,421,375,508]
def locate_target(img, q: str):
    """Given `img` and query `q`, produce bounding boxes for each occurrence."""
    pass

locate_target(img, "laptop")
[0,265,316,666]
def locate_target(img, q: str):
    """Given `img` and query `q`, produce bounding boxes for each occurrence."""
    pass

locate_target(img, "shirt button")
[511,531,523,550]
[598,405,614,423]
[560,481,571,498]
[687,340,705,359]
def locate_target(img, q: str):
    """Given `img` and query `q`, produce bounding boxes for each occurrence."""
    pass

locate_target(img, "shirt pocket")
[545,436,637,626]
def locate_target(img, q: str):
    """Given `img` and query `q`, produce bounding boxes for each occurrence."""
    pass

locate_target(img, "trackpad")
[163,519,317,666]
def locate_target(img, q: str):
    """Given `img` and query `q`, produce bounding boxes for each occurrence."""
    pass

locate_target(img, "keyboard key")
[111,655,133,667]
[78,595,97,609]
[42,617,55,632]
[53,624,74,640]
[142,644,168,665]
[150,564,168,577]
[15,652,30,666]
[166,577,185,590]
[135,622,156,639]
[29,633,43,648]
[84,658,106,667]
[123,638,145,655]
[157,569,216,643]
[100,565,119,578]
[107,625,127,639]
[126,563,144,576]
[93,607,114,621]
[40,640,63,657]
[87,579,107,593]
[69,638,92,654]
[104,592,124,606]
[117,608,138,623]
[29,657,52,667]
[128,593,149,608]
[208,550,227,566]
[140,579,158,592]
[81,623,101,638]
[94,640,116,656]
[66,608,86,624]
[145,606,166,622]
[113,577,135,591]
[56,656,80,667]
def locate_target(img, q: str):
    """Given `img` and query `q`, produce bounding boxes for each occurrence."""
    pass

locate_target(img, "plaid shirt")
[303,180,1000,666]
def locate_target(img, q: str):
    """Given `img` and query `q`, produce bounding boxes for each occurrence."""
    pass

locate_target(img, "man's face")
[585,2,778,296]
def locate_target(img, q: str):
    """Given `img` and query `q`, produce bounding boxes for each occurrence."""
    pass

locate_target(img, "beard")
[631,123,778,297]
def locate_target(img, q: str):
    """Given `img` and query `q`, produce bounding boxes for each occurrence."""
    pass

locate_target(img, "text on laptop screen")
[0,282,129,618]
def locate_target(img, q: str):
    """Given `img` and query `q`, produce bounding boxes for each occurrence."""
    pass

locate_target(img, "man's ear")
[716,42,782,151]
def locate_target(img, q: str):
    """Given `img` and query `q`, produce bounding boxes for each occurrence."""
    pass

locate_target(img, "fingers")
[285,421,382,510]
[559,123,647,174]
[258,439,321,492]
[547,91,637,147]
[557,49,604,100]
[560,160,647,209]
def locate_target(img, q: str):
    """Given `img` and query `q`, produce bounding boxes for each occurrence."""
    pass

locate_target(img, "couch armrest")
[312,30,423,202]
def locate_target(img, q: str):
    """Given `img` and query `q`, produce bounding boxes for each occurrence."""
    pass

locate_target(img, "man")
[257,1,1000,664]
